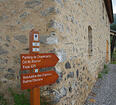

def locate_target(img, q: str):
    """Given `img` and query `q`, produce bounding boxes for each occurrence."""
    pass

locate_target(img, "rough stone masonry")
[0,0,111,105]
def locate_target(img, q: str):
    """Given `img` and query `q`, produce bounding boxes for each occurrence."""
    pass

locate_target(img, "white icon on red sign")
[34,34,39,41]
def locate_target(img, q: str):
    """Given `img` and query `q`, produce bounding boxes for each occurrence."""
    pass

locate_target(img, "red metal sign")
[21,70,59,90]
[20,53,59,70]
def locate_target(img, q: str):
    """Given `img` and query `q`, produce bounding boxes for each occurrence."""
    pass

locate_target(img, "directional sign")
[21,70,59,90]
[20,53,59,70]
[20,30,59,105]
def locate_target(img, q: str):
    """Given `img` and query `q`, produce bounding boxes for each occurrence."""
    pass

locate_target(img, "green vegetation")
[0,94,7,105]
[8,88,51,105]
[110,14,116,63]
[110,24,116,31]
[111,51,116,64]
[27,89,31,92]
[9,88,30,105]
[111,61,116,64]
[98,73,103,78]
[104,64,107,69]
[110,14,116,31]
[98,64,109,79]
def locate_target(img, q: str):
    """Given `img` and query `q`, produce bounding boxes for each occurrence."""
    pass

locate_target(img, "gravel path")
[84,64,116,105]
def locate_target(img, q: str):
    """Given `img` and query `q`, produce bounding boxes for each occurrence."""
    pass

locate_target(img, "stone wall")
[0,0,111,105]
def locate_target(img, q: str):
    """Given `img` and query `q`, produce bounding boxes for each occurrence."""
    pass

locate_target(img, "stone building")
[0,0,113,105]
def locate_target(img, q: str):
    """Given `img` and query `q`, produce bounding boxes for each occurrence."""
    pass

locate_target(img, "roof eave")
[104,0,114,24]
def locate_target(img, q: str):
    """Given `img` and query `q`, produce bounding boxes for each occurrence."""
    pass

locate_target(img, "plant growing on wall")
[98,64,109,78]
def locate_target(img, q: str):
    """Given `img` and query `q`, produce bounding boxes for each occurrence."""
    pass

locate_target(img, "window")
[102,3,104,20]
[106,14,107,25]
[88,26,92,56]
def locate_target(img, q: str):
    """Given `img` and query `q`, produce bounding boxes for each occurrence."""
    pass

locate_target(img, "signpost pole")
[31,88,40,105]
[29,30,40,105]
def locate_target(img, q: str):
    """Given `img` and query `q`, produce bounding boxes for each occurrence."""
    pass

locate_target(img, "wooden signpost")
[20,30,59,105]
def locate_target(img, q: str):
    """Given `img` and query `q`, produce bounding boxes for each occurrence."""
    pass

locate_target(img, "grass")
[98,64,109,78]
[8,88,51,105]
[98,73,103,78]
[9,88,30,105]
[111,61,116,64]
